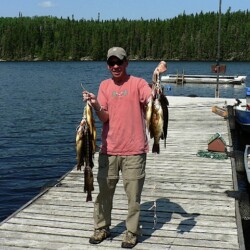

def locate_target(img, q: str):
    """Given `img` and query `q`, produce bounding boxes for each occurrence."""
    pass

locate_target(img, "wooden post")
[215,0,222,98]
[227,105,235,130]
[182,69,184,85]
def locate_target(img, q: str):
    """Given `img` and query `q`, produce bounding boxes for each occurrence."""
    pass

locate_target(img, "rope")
[148,152,158,229]
[197,150,228,160]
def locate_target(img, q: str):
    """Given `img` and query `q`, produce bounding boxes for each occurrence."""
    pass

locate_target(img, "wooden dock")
[0,96,245,250]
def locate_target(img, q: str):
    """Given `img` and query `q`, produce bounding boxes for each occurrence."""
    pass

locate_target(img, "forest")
[0,9,250,61]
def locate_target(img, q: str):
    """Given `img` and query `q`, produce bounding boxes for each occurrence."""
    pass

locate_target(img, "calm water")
[0,61,250,222]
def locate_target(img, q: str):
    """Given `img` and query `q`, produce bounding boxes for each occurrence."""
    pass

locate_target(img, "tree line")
[0,9,249,61]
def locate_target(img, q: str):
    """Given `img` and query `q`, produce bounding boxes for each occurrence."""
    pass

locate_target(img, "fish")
[85,102,97,153]
[84,166,94,202]
[149,97,164,154]
[159,90,169,148]
[76,102,96,202]
[146,98,153,130]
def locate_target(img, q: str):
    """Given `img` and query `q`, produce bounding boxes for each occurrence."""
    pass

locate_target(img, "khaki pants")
[93,153,146,235]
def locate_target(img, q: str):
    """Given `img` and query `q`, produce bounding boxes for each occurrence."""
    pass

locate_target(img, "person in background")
[83,47,152,249]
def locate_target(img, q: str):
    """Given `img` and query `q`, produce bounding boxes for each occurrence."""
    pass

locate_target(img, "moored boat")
[244,145,250,184]
[161,74,246,84]
[234,102,250,134]
[235,88,250,134]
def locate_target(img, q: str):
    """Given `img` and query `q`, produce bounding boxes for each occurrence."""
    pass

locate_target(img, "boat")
[244,145,250,184]
[234,100,250,134]
[160,74,246,85]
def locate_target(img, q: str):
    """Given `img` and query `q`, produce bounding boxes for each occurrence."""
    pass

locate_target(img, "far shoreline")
[1,58,250,63]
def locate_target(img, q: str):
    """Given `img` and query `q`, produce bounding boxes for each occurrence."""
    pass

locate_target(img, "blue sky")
[1,0,250,20]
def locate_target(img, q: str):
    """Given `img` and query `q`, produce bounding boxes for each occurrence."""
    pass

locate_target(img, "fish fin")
[152,144,160,154]
[161,130,168,142]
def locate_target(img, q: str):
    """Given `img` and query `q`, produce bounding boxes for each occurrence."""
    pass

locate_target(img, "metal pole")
[215,0,222,98]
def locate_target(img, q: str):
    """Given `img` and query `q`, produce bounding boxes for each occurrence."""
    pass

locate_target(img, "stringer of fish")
[146,78,169,154]
[147,62,169,228]
[76,102,96,202]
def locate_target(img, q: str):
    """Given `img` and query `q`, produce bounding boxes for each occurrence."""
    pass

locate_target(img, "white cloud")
[38,1,55,8]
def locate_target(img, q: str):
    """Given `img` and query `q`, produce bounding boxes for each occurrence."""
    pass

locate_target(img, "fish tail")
[152,143,160,154]
[84,166,94,202]
[86,192,92,202]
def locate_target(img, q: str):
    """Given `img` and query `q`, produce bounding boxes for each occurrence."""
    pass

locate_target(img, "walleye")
[76,102,96,202]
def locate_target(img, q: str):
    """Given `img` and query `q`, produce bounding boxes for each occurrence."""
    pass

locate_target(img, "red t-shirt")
[98,75,152,155]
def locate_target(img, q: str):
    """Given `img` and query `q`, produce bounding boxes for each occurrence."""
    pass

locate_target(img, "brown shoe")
[89,227,111,244]
[121,231,138,248]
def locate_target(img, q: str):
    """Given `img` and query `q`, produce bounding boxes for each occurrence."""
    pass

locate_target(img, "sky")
[1,0,250,20]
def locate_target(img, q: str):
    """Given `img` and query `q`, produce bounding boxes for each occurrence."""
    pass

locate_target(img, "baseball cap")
[107,47,127,60]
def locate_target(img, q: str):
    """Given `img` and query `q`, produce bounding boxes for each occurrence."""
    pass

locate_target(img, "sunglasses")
[107,59,124,67]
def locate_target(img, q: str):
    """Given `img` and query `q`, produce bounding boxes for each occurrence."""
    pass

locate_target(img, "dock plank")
[0,96,243,249]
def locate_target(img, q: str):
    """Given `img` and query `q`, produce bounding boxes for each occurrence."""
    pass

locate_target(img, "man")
[83,47,152,248]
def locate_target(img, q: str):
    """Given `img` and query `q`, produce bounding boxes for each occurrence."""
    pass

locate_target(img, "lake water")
[0,61,250,223]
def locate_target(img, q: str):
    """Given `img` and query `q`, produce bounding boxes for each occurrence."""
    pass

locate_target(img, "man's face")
[107,56,128,80]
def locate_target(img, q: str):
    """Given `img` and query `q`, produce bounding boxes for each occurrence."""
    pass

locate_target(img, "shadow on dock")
[110,198,200,243]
